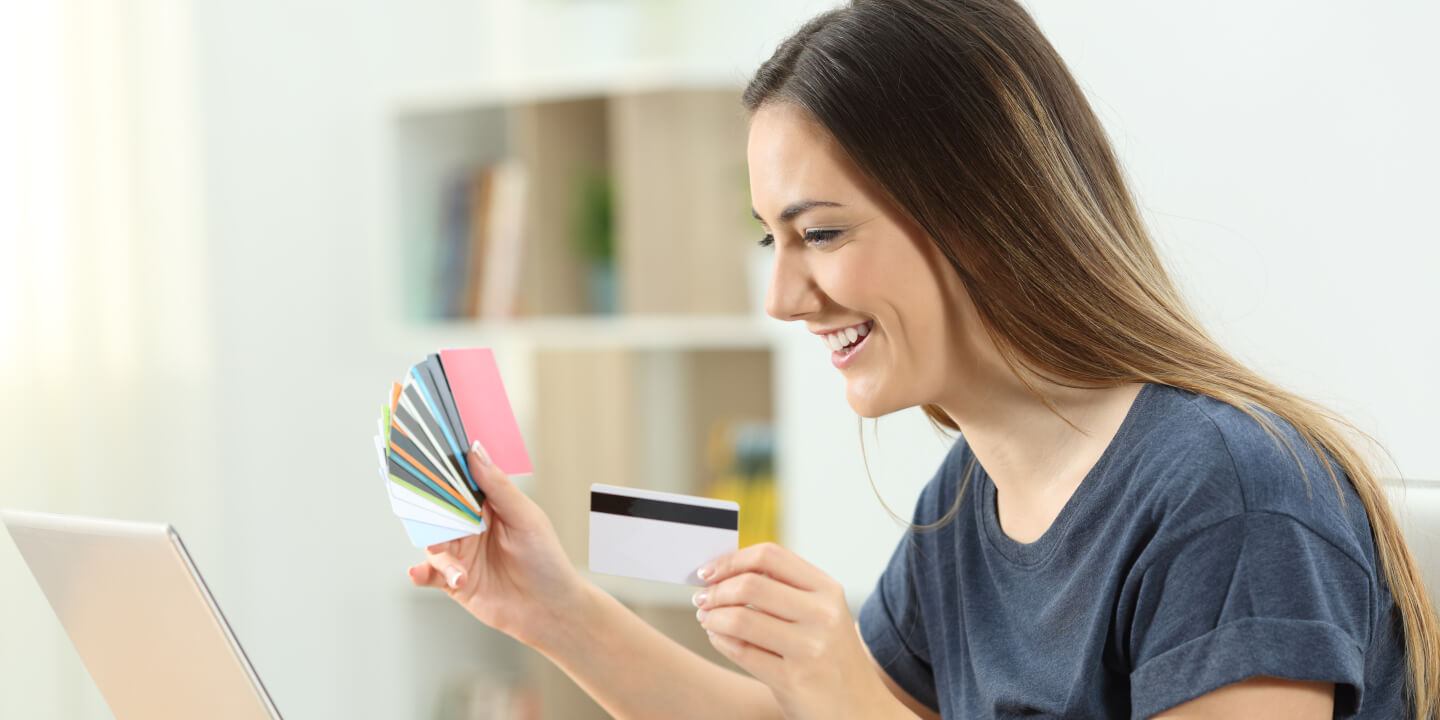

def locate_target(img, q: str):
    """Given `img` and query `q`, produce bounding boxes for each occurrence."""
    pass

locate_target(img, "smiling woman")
[405,1,1439,719]
[738,0,1436,718]
[748,102,980,415]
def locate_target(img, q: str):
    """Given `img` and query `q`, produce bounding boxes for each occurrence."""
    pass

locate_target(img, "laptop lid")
[1,510,282,720]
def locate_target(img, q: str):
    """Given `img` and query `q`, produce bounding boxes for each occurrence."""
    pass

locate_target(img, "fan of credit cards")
[371,348,531,547]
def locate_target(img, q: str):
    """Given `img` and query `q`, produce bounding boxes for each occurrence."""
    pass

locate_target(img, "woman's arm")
[411,443,782,720]
[861,623,941,720]
[536,581,783,720]
[1150,677,1333,720]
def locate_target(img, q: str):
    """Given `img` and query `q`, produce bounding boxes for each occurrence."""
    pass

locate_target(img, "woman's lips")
[831,321,874,369]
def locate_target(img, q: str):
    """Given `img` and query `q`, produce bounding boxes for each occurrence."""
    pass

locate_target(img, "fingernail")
[445,567,464,589]
[470,440,492,467]
[697,564,713,581]
[695,608,709,622]
[705,630,715,637]
[691,591,707,608]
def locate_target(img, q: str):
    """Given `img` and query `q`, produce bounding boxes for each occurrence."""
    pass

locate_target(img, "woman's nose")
[764,247,821,322]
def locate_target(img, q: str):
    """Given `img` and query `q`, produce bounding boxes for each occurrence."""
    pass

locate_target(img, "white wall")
[781,0,1440,603]
[1041,1,1440,478]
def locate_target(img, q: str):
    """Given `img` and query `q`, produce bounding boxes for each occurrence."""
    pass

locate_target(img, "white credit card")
[588,484,739,586]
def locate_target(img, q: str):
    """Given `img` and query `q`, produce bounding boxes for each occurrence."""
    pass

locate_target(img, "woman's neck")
[935,369,1143,541]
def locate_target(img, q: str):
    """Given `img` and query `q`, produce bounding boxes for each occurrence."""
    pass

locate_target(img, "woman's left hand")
[694,542,897,720]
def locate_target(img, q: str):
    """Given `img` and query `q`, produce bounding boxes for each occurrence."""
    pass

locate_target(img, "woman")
[410,1,1439,717]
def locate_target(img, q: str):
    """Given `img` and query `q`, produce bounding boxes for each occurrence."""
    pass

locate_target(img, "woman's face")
[747,102,980,418]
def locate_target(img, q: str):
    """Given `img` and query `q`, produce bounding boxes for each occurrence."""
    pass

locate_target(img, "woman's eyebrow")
[751,199,844,225]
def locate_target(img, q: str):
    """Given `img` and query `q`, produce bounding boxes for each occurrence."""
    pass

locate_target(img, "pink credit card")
[439,348,533,476]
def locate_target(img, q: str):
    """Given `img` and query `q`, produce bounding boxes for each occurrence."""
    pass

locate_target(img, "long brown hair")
[743,0,1439,716]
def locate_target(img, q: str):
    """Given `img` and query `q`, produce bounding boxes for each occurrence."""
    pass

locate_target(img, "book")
[477,160,527,320]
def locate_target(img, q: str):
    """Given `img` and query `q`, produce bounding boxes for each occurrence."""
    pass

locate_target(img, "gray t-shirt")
[858,383,1406,719]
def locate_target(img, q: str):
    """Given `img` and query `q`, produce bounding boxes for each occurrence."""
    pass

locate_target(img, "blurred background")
[1,0,1436,718]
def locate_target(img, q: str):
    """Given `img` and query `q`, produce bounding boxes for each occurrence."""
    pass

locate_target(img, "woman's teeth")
[824,321,872,352]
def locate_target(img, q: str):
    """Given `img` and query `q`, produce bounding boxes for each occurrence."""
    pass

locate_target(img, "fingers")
[423,547,468,590]
[407,444,515,595]
[466,440,552,533]
[407,562,444,589]
[700,542,830,592]
[707,627,782,681]
[413,539,462,588]
[696,571,808,622]
[702,605,794,662]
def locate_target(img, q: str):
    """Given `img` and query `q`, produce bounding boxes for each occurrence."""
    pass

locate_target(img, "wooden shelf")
[386,77,778,720]
[389,85,755,322]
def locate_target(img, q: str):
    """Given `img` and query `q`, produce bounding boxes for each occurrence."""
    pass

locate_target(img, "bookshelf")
[385,75,777,719]
[389,78,757,322]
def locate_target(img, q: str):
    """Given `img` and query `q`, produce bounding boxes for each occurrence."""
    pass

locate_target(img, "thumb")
[467,440,526,510]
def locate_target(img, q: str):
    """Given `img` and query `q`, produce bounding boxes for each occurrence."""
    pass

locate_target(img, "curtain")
[0,1,213,717]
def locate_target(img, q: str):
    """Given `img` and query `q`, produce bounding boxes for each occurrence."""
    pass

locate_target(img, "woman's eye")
[805,229,842,246]
[756,229,842,248]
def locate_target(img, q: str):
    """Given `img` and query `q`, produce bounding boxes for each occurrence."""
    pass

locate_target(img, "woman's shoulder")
[1132,386,1347,502]
[913,384,1374,564]
[929,384,1343,512]
[1119,384,1373,567]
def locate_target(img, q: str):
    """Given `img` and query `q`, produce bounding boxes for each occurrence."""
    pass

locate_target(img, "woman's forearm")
[531,581,782,720]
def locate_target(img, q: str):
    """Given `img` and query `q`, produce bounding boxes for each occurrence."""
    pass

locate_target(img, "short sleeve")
[1128,511,1372,719]
[859,483,945,713]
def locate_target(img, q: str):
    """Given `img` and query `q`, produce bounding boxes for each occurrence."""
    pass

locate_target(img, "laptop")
[1,509,283,719]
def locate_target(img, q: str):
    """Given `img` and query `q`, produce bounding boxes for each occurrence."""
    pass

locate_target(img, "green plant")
[573,170,614,263]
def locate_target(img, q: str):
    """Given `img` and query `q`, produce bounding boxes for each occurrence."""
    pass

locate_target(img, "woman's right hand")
[407,441,587,649]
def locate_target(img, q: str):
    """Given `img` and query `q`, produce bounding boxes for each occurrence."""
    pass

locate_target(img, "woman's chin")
[844,384,901,419]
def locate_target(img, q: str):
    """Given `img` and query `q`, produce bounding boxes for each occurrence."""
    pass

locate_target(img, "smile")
[822,320,874,368]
